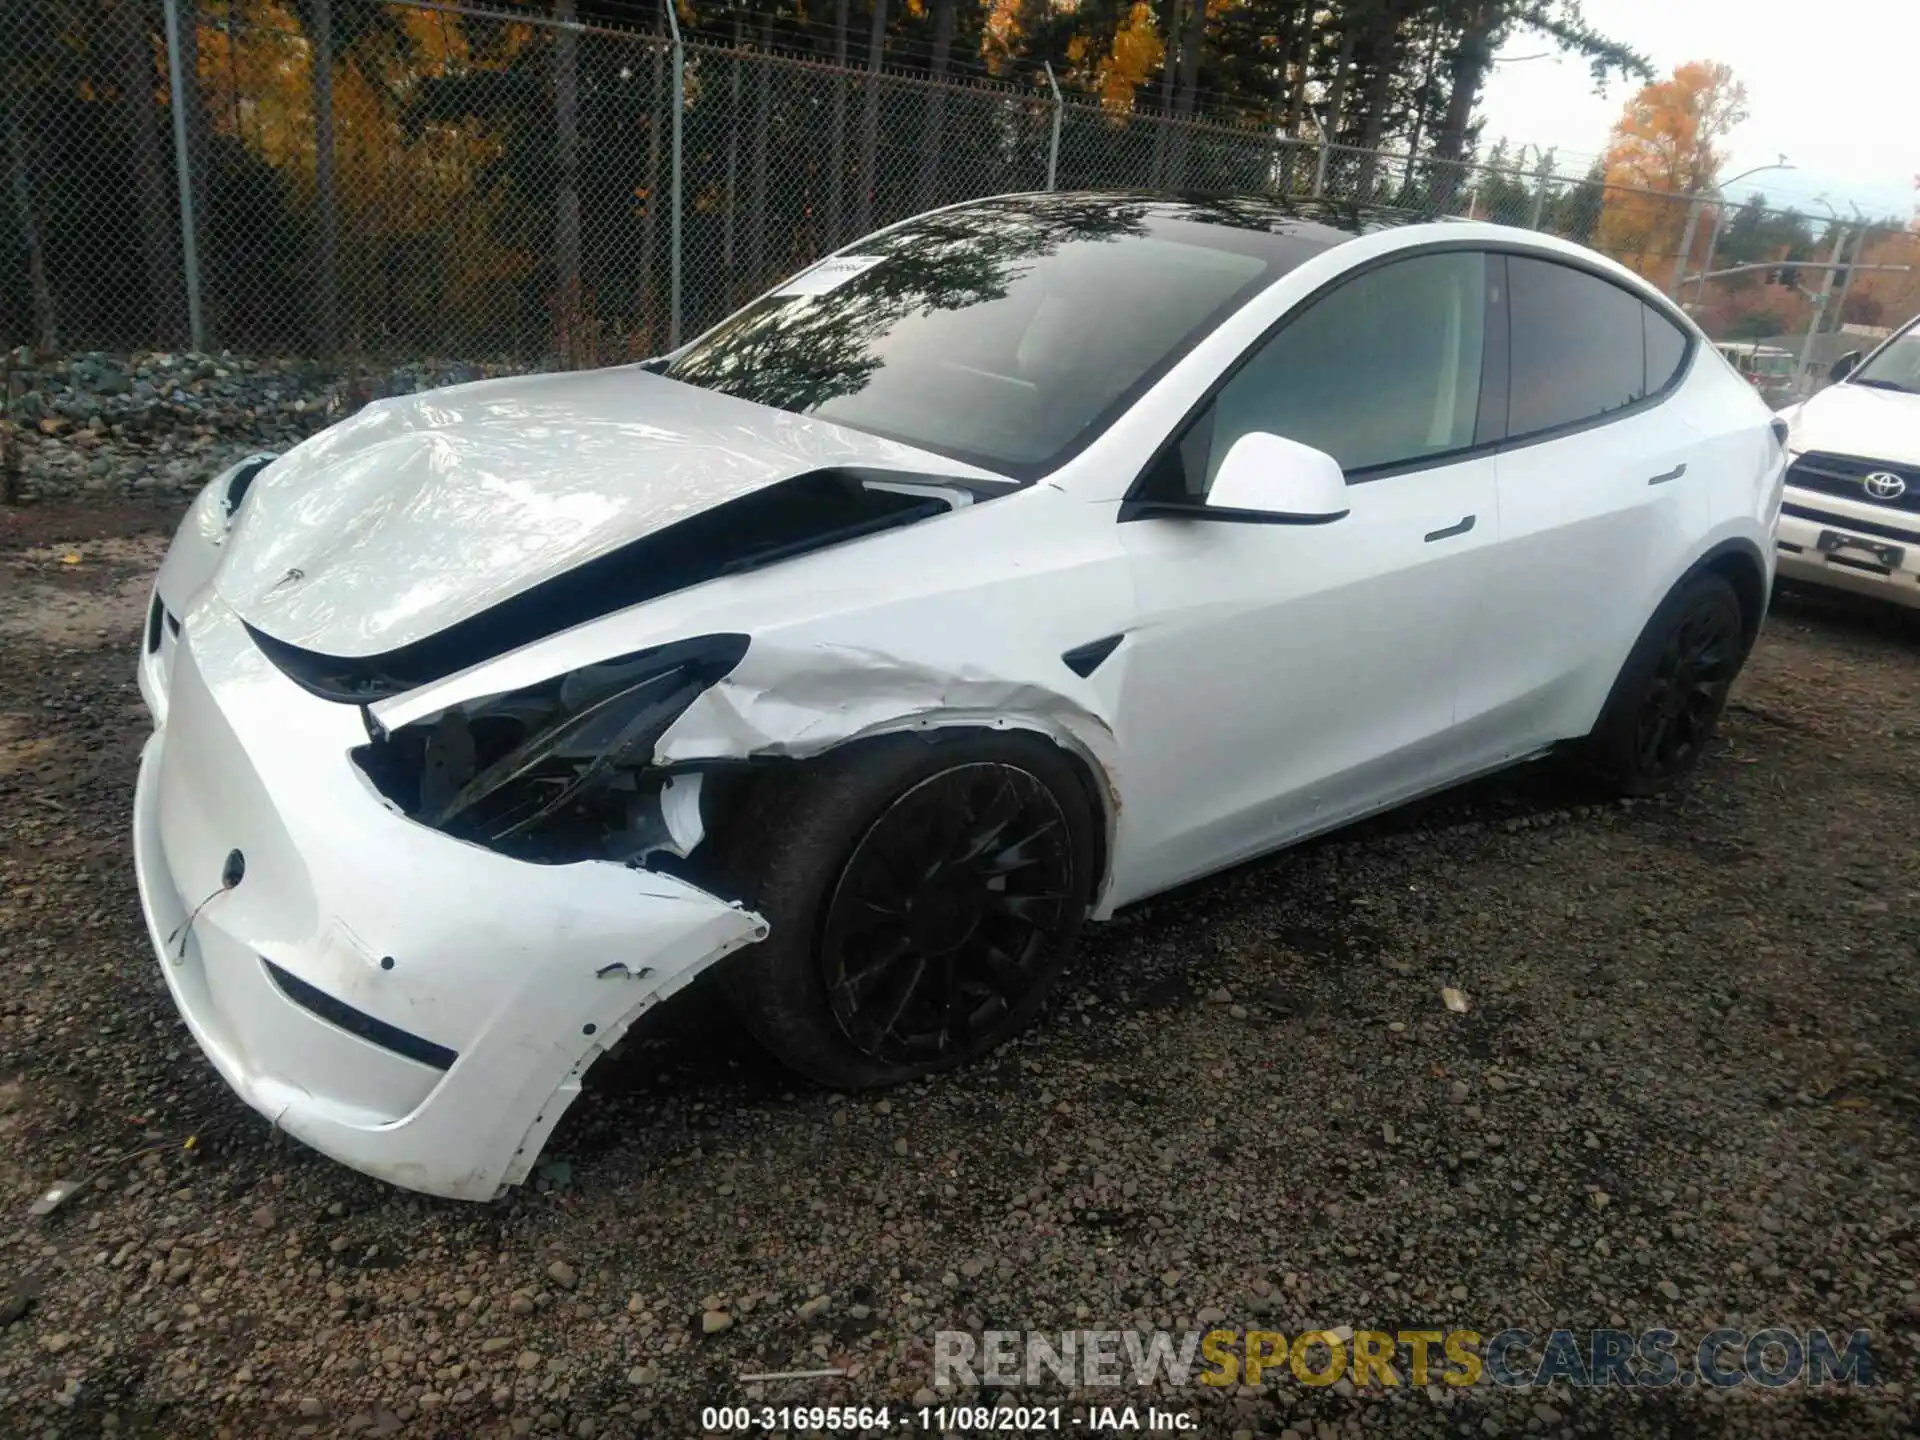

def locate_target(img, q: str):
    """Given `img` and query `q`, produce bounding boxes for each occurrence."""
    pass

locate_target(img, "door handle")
[1424,514,1475,543]
[1647,462,1687,486]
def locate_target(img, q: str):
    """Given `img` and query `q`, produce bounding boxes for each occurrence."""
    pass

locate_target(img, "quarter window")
[1645,307,1690,393]
[1149,250,1489,499]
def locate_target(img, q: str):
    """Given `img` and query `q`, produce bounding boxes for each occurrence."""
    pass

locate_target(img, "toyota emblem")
[1863,470,1908,501]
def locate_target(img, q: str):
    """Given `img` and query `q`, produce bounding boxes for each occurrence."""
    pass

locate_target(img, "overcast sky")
[1476,0,1917,221]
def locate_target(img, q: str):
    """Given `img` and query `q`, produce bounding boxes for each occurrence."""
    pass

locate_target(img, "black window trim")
[1120,238,1699,512]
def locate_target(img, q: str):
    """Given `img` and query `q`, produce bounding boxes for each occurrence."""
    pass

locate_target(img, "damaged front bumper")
[132,596,767,1200]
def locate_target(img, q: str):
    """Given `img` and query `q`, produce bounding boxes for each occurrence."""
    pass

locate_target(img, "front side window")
[1851,322,1920,393]
[1144,250,1489,500]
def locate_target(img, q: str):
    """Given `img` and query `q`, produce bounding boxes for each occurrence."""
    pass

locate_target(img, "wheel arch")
[895,719,1117,917]
[1574,538,1756,797]
[1578,533,1764,768]
[690,713,1121,920]
[1688,535,1770,655]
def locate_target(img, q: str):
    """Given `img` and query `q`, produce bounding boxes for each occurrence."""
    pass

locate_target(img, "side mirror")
[1829,351,1861,382]
[1206,432,1349,522]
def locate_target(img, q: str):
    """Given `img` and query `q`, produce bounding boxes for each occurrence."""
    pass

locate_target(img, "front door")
[1109,248,1500,907]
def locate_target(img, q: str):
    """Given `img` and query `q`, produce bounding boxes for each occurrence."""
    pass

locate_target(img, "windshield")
[1852,322,1920,393]
[662,195,1342,476]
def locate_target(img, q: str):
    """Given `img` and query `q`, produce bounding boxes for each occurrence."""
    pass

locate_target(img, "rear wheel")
[713,733,1097,1088]
[1580,571,1746,796]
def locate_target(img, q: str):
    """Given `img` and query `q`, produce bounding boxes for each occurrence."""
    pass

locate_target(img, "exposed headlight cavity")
[352,634,748,865]
[222,453,279,519]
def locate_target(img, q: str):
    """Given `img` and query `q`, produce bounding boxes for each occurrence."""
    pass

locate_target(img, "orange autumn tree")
[1065,1,1165,114]
[1843,229,1920,331]
[195,0,537,352]
[1820,163,1920,333]
[1596,60,1748,284]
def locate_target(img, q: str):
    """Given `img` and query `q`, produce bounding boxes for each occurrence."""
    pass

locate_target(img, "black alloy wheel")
[818,763,1073,1065]
[1581,570,1747,796]
[712,731,1097,1088]
[1629,594,1743,781]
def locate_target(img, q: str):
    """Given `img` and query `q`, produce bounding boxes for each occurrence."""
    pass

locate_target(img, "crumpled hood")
[1788,382,1920,467]
[218,366,993,658]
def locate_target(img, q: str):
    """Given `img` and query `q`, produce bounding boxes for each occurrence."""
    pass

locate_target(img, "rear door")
[1456,254,1709,759]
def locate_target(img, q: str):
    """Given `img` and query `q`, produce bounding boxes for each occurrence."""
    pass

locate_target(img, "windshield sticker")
[773,254,886,298]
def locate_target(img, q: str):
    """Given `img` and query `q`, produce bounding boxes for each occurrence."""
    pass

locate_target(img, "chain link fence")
[5,0,1914,375]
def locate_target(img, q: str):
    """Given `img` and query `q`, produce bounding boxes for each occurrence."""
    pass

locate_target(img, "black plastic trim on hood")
[245,466,1001,702]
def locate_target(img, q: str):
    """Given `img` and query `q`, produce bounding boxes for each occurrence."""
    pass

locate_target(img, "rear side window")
[1645,308,1690,392]
[1507,257,1649,436]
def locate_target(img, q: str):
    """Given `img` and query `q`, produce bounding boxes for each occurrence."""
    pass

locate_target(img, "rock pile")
[3,348,531,500]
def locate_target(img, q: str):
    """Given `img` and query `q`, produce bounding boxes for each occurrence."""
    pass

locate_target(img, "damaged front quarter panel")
[349,633,751,866]
[334,624,1130,1193]
[651,637,1125,911]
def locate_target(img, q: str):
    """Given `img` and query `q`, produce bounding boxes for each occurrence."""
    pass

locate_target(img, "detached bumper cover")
[133,597,767,1200]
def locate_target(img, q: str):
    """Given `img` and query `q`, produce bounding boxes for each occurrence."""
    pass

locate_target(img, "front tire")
[713,732,1098,1088]
[1580,571,1746,796]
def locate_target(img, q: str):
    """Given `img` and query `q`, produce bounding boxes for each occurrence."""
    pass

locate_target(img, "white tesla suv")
[134,194,1783,1199]
[1774,314,1920,607]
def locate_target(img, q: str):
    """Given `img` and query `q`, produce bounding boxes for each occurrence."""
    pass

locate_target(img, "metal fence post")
[1043,63,1061,192]
[665,0,684,350]
[1312,135,1328,198]
[312,0,339,358]
[1527,148,1552,230]
[161,0,205,351]
[4,105,57,351]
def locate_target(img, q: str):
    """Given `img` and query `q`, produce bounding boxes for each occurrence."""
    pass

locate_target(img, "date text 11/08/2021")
[701,1405,1194,1432]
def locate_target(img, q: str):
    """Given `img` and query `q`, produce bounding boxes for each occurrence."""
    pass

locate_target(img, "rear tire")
[711,732,1098,1088]
[1579,571,1746,797]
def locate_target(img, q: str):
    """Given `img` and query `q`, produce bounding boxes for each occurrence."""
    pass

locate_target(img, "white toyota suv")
[1775,315,1920,607]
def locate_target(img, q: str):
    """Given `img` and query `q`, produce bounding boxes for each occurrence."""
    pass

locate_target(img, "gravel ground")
[0,497,1917,1440]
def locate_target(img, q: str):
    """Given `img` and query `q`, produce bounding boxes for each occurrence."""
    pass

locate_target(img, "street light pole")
[1675,158,1794,302]
[1694,201,1725,305]
[1671,197,1703,297]
[1830,209,1869,341]
[1794,223,1849,395]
